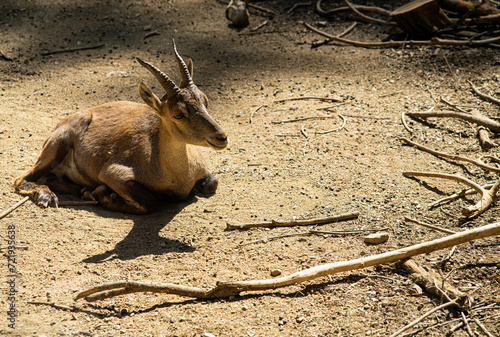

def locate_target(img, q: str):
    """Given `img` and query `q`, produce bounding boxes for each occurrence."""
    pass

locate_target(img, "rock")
[364,232,389,244]
[270,269,282,277]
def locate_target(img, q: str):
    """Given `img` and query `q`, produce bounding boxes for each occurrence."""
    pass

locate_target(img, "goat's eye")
[173,114,184,120]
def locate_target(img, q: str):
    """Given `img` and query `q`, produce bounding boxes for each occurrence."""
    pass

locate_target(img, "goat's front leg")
[195,173,219,195]
[91,182,158,215]
[94,164,158,214]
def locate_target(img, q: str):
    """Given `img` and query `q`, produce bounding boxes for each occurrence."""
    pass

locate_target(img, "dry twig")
[27,301,75,311]
[406,110,500,132]
[286,2,312,14]
[401,111,413,133]
[274,96,342,103]
[389,299,459,337]
[404,217,456,235]
[315,0,391,17]
[472,317,495,337]
[238,227,389,247]
[403,171,500,217]
[429,182,495,208]
[226,211,359,230]
[272,116,337,124]
[75,222,500,302]
[342,0,395,25]
[41,44,105,56]
[468,80,500,106]
[249,104,268,123]
[315,114,346,134]
[0,196,29,220]
[400,137,500,173]
[302,21,500,48]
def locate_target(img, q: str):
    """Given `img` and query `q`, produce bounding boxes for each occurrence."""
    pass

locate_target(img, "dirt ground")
[1,0,499,336]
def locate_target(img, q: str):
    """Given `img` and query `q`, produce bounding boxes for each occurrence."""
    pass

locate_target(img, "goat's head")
[136,43,228,150]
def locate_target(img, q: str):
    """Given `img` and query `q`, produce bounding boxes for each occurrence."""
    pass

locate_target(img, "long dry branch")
[75,222,500,302]
[403,171,500,217]
[343,0,395,25]
[315,0,391,17]
[0,197,29,220]
[400,137,500,173]
[226,211,359,230]
[302,21,500,48]
[468,80,500,106]
[405,110,500,132]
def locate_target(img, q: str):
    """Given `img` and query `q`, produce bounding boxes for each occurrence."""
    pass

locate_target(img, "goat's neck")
[158,123,190,172]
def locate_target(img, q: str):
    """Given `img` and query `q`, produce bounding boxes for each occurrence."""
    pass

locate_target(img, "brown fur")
[14,49,227,214]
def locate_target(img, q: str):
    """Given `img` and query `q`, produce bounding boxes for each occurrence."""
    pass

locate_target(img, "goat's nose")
[216,132,228,143]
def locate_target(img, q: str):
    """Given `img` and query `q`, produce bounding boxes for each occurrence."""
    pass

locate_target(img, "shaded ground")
[0,0,499,336]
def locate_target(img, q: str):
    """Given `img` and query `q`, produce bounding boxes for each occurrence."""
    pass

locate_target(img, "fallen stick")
[389,299,459,337]
[472,317,495,337]
[478,127,495,149]
[315,0,391,17]
[401,111,413,133]
[312,22,358,47]
[400,137,500,173]
[27,301,75,311]
[343,0,394,25]
[468,80,500,106]
[274,96,342,103]
[272,116,338,124]
[405,110,500,132]
[286,2,312,14]
[58,200,99,206]
[401,259,465,302]
[226,211,359,230]
[403,171,500,217]
[315,114,346,134]
[249,104,267,123]
[238,227,389,247]
[0,196,29,220]
[301,21,500,48]
[41,44,105,56]
[75,222,500,302]
[428,182,495,208]
[404,217,456,235]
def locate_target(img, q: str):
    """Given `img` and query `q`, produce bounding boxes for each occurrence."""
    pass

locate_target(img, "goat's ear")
[138,82,162,115]
[187,58,194,78]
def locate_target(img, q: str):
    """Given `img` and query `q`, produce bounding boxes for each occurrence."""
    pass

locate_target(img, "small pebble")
[364,232,389,244]
[270,269,282,277]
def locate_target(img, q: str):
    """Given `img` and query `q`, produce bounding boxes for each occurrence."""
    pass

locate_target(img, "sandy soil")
[0,0,499,336]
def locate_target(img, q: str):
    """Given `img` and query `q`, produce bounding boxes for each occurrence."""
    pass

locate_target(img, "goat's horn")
[136,57,180,97]
[172,40,194,88]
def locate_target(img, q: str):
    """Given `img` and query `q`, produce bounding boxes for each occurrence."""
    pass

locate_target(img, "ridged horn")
[136,57,180,97]
[172,40,194,88]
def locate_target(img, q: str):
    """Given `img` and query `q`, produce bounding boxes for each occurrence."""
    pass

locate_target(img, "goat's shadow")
[79,194,203,264]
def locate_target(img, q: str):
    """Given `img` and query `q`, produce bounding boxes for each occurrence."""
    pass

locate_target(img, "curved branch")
[400,137,500,173]
[301,21,500,48]
[403,171,499,217]
[343,0,395,25]
[403,171,486,195]
[76,222,500,302]
[315,0,391,17]
[406,110,500,132]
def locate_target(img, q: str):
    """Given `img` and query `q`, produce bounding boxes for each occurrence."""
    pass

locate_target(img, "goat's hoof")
[198,175,218,195]
[36,189,59,208]
[81,187,96,201]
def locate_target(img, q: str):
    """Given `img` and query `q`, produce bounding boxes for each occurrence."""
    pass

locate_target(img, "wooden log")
[391,0,452,36]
